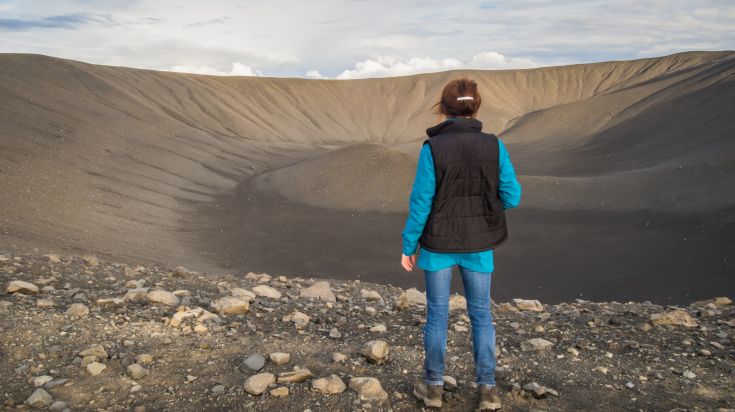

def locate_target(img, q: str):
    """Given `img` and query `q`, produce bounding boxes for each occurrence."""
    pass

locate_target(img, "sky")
[0,0,733,79]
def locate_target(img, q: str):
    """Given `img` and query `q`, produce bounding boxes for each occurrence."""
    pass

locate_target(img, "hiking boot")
[413,382,443,408]
[478,384,502,410]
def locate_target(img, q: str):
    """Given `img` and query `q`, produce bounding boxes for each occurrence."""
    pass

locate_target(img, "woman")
[401,78,522,410]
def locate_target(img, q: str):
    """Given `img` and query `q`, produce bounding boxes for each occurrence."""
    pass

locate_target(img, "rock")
[300,281,336,303]
[79,344,108,359]
[36,298,55,308]
[194,324,207,334]
[269,352,291,365]
[6,280,39,295]
[65,303,89,317]
[173,266,191,278]
[361,289,384,302]
[444,376,458,392]
[270,387,289,397]
[231,288,256,301]
[650,309,698,327]
[43,254,61,263]
[49,400,69,411]
[332,352,348,363]
[123,287,150,302]
[243,372,275,395]
[329,327,342,338]
[86,362,107,375]
[521,338,554,352]
[277,367,313,383]
[449,294,467,311]
[683,370,696,379]
[370,324,387,333]
[312,374,347,394]
[25,388,53,408]
[593,366,609,374]
[211,384,225,395]
[497,302,520,313]
[135,354,153,365]
[283,310,310,329]
[252,285,282,299]
[349,377,388,401]
[713,296,732,306]
[361,340,389,365]
[406,288,427,306]
[244,354,266,371]
[245,272,272,283]
[691,296,732,307]
[513,298,544,312]
[522,382,558,398]
[127,363,150,379]
[212,296,249,315]
[33,376,53,387]
[147,290,180,307]
[82,254,99,266]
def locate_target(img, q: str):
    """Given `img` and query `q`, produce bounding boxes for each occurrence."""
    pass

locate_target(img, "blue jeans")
[423,265,496,386]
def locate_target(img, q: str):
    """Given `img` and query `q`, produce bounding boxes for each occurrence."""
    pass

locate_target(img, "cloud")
[336,51,540,79]
[168,62,263,77]
[184,17,230,28]
[304,70,325,79]
[336,55,464,79]
[0,13,109,31]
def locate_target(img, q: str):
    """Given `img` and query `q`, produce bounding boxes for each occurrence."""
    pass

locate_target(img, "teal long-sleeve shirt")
[401,136,522,273]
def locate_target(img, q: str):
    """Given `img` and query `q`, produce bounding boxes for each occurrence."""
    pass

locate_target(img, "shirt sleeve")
[498,138,522,209]
[401,143,436,255]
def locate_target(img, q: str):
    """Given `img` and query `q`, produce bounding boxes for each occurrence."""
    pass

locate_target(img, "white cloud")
[304,70,324,79]
[336,52,540,79]
[468,51,539,70]
[336,55,464,79]
[168,61,262,76]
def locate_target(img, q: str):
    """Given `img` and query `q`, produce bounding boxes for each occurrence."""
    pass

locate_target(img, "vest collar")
[426,117,483,137]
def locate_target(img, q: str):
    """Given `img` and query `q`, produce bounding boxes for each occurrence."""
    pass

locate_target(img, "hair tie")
[457,96,474,101]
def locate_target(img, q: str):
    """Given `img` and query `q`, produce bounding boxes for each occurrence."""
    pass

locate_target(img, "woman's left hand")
[401,254,416,272]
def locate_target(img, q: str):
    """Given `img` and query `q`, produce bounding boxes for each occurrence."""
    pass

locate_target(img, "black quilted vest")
[418,117,508,252]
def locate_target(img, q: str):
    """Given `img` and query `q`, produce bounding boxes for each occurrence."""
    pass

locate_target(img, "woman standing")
[401,78,522,410]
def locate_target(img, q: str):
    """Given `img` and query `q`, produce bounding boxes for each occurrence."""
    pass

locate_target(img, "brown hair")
[431,78,482,122]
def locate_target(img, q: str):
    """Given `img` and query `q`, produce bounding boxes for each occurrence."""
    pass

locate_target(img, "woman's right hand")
[401,253,416,272]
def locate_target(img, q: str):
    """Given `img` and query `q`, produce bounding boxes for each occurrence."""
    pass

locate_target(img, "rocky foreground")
[1,251,734,412]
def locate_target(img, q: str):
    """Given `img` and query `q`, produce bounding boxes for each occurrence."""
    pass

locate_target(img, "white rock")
[361,289,383,302]
[269,352,291,365]
[65,303,89,317]
[513,298,544,312]
[300,281,336,303]
[212,296,249,315]
[349,377,388,401]
[231,288,256,301]
[123,287,150,302]
[86,362,107,375]
[25,388,53,408]
[6,280,39,295]
[312,374,347,394]
[521,338,554,352]
[361,340,389,365]
[449,294,467,311]
[243,372,275,395]
[127,363,150,379]
[147,290,180,307]
[253,285,282,299]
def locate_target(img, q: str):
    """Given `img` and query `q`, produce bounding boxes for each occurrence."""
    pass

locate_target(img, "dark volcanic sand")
[187,177,735,306]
